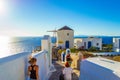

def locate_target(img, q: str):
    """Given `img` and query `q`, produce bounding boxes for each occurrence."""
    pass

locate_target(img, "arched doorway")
[65,41,69,48]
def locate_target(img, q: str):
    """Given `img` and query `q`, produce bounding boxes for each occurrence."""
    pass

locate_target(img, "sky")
[0,0,120,36]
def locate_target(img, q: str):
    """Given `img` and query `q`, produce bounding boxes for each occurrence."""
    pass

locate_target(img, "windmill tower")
[57,26,74,48]
[47,29,57,47]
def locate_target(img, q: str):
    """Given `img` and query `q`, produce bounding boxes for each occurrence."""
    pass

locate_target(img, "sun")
[0,0,8,16]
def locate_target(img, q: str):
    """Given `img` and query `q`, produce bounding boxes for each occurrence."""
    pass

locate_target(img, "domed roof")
[58,26,73,31]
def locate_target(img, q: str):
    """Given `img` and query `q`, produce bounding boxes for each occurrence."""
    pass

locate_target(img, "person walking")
[63,62,73,80]
[66,51,72,66]
[28,58,39,80]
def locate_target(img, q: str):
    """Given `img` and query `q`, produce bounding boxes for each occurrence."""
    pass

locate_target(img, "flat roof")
[92,52,120,55]
[86,57,120,77]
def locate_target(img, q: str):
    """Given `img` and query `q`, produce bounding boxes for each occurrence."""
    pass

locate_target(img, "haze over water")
[0,35,118,58]
[0,36,41,58]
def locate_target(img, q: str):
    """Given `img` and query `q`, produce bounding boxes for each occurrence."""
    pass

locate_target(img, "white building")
[41,35,52,66]
[57,26,74,49]
[80,57,120,80]
[74,37,102,50]
[113,38,120,52]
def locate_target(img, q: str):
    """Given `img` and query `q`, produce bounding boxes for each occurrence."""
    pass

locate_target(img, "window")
[67,33,69,36]
[84,42,86,49]
[96,43,99,46]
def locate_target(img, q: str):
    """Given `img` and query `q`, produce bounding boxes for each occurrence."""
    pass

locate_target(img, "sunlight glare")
[0,0,9,16]
[0,36,11,58]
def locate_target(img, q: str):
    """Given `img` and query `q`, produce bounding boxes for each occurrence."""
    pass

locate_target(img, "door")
[84,42,86,49]
[66,41,69,48]
[119,39,120,49]
[88,41,92,49]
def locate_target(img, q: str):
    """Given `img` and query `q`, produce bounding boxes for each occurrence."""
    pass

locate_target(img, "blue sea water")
[7,36,114,53]
[0,37,42,58]
[10,37,42,52]
[0,36,120,58]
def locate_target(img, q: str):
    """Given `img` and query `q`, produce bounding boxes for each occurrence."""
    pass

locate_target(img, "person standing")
[77,52,83,70]
[28,58,39,80]
[63,62,73,80]
[66,51,72,66]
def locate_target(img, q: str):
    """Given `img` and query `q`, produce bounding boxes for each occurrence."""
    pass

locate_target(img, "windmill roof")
[58,26,73,31]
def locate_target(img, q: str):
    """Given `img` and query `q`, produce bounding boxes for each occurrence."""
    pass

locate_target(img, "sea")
[0,37,42,58]
[0,36,120,58]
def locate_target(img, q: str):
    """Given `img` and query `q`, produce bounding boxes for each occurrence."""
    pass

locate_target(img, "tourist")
[66,51,72,66]
[77,52,83,70]
[28,58,39,80]
[63,62,73,80]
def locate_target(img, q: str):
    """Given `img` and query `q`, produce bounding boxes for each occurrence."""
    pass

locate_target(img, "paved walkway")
[49,59,80,80]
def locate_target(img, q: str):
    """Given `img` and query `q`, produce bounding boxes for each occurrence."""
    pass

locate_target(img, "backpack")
[59,72,64,80]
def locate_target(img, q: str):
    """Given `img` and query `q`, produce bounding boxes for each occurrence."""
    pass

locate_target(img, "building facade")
[41,35,52,66]
[57,26,74,49]
[74,37,102,50]
[113,38,120,52]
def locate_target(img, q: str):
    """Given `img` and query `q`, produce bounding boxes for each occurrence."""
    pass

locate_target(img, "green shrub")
[83,53,94,58]
[80,51,94,58]
[58,49,63,54]
[102,44,113,52]
[70,48,79,53]
[88,47,98,52]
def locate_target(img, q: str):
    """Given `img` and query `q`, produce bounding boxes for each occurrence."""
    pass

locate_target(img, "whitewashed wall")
[57,30,74,48]
[79,58,120,80]
[0,52,30,80]
[74,38,102,50]
[74,38,82,48]
[41,40,49,51]
[0,51,51,80]
[32,51,50,80]
[91,38,102,50]
[41,35,52,69]
[113,38,120,52]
